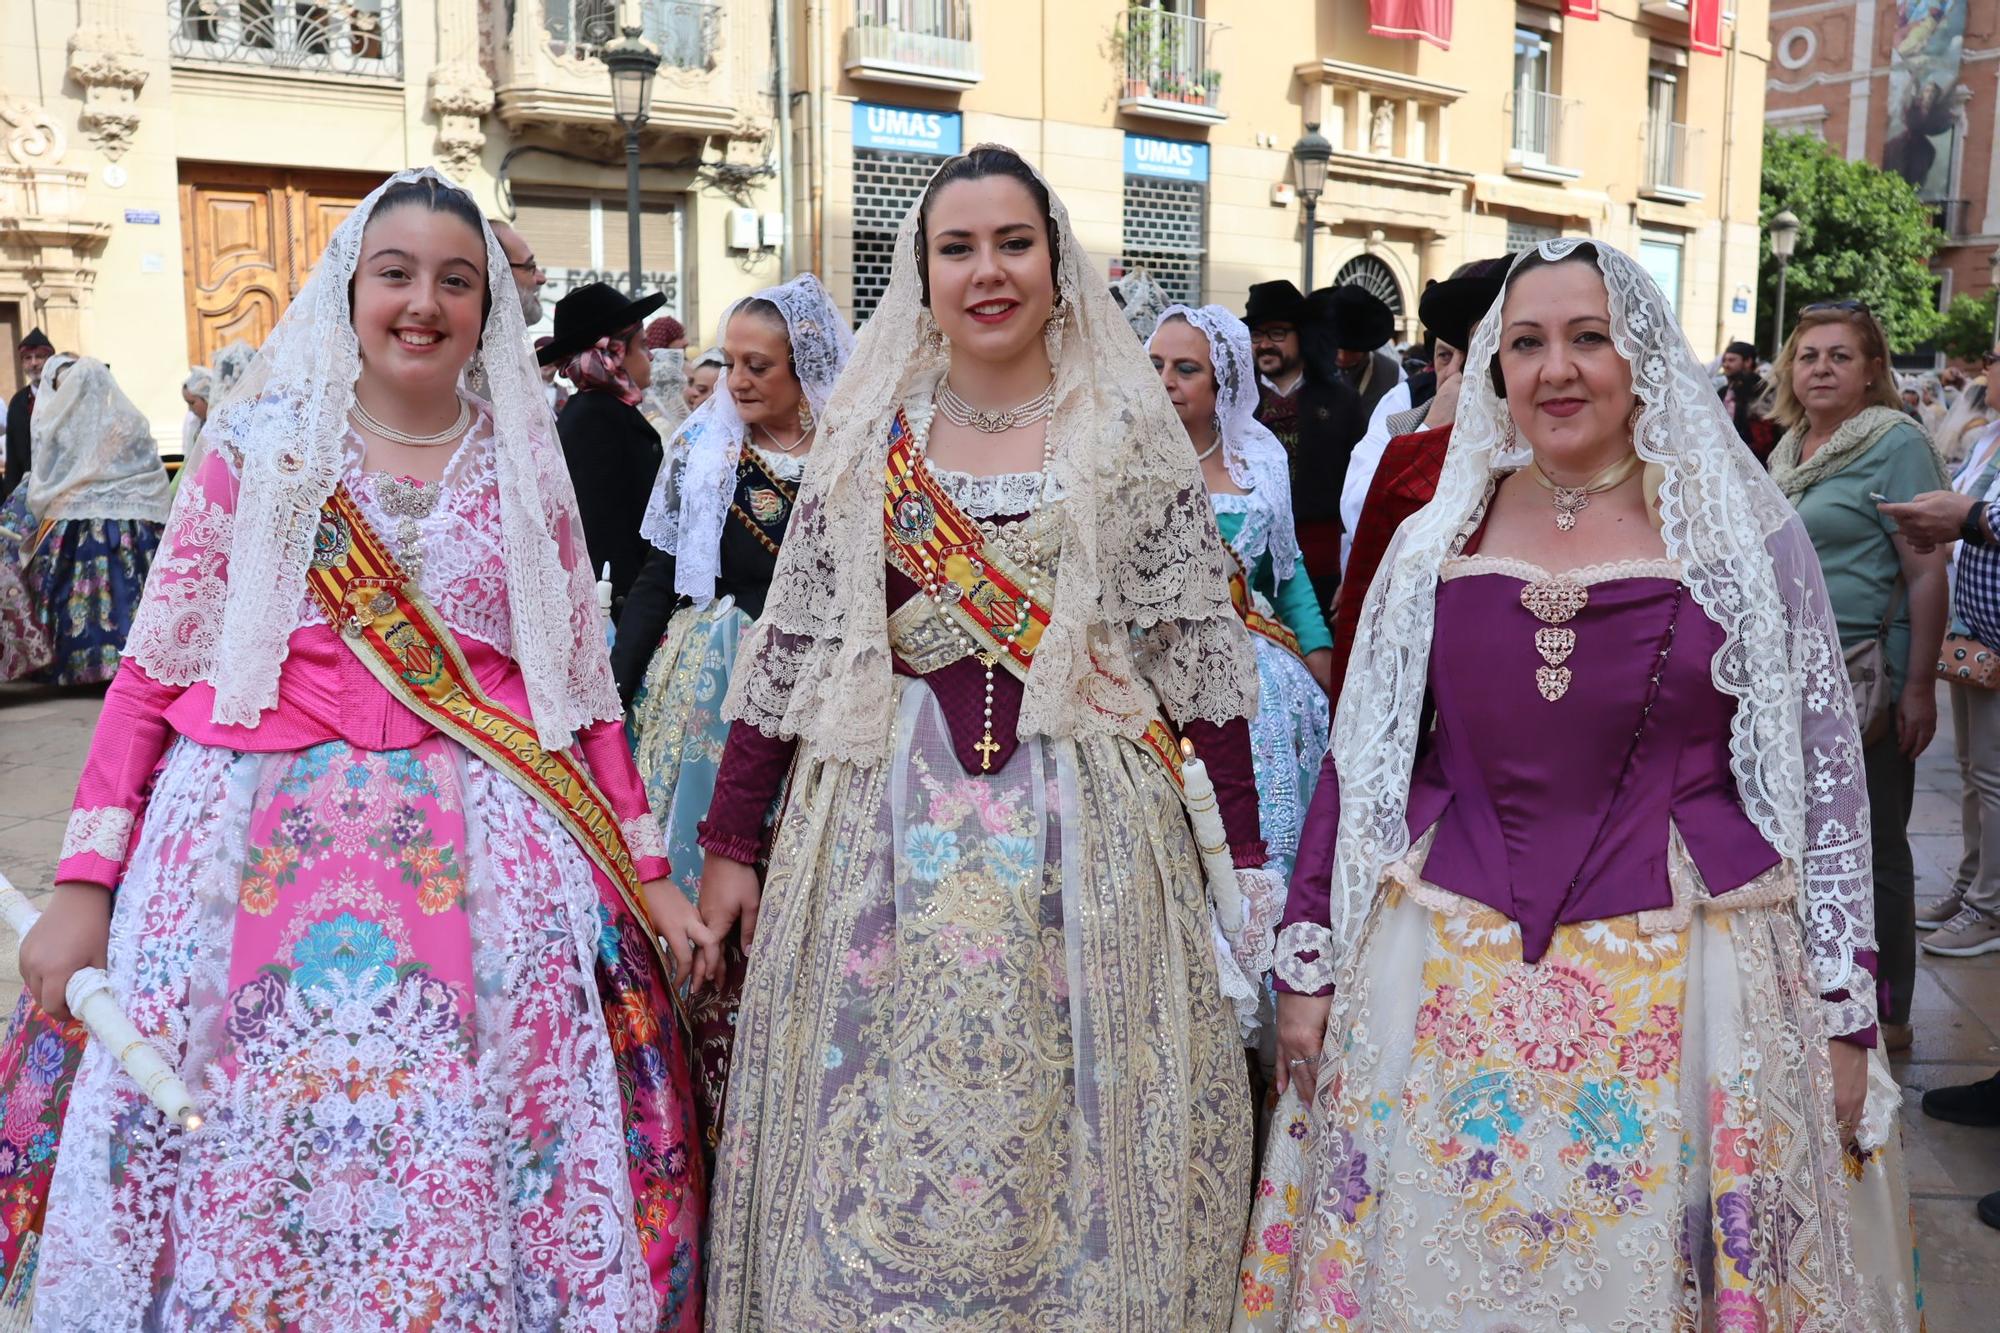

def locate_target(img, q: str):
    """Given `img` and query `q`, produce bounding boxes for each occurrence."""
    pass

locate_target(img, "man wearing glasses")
[491,221,549,328]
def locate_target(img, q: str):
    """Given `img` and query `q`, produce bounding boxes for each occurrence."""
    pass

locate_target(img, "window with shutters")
[510,191,684,334]
[852,148,938,325]
[1117,173,1205,307]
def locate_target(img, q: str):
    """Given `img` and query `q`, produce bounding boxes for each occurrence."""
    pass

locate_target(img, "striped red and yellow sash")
[303,484,686,1029]
[1225,548,1304,659]
[880,411,1183,785]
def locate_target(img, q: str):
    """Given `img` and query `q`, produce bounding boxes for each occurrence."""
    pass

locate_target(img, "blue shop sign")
[853,103,962,157]
[1124,135,1208,183]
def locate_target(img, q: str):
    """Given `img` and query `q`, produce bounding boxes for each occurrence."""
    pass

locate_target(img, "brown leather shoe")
[1882,1022,1913,1054]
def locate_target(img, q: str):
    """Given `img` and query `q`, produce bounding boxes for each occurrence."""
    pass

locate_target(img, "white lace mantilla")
[61,807,135,865]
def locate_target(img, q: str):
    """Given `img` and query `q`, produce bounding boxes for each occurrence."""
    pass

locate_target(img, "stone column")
[430,0,495,180]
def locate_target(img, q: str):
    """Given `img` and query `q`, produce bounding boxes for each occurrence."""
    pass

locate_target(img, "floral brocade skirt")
[630,597,762,1144]
[706,680,1251,1331]
[1,735,703,1332]
[1236,868,1921,1332]
[0,490,160,686]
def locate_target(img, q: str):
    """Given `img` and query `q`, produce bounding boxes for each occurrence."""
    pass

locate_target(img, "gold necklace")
[1527,454,1642,532]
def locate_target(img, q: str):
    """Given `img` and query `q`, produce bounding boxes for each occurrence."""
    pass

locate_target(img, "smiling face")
[921,174,1058,368]
[1148,317,1218,438]
[723,308,803,432]
[1494,258,1635,472]
[1250,322,1300,381]
[351,202,488,400]
[684,362,719,411]
[1789,320,1881,423]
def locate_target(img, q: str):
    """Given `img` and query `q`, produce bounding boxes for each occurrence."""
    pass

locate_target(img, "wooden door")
[179,165,374,368]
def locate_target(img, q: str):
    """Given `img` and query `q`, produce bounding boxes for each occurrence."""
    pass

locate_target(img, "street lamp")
[1768,208,1800,362]
[603,24,661,298]
[1291,122,1332,292]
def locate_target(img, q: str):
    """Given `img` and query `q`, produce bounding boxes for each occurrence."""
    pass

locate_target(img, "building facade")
[1764,0,2000,326]
[788,0,1769,357]
[1,0,786,440]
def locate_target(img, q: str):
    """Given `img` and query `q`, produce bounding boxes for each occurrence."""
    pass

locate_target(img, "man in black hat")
[2,327,54,502]
[1310,284,1402,421]
[1717,339,1765,447]
[1246,280,1309,451]
[539,282,667,625]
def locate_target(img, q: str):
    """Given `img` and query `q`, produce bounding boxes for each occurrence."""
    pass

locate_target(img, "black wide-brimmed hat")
[1417,261,1508,355]
[1244,280,1306,330]
[16,327,51,355]
[537,283,666,365]
[1308,284,1396,352]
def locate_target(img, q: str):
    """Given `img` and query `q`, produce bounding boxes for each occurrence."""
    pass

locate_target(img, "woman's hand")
[1275,991,1334,1101]
[696,851,763,987]
[1897,676,1938,758]
[640,877,721,991]
[1829,1039,1869,1142]
[19,883,111,1023]
[1305,647,1335,695]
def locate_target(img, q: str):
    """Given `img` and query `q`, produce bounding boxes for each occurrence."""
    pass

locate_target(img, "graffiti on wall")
[1884,0,1968,198]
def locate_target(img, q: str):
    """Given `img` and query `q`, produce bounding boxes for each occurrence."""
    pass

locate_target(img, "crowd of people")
[0,145,1996,1328]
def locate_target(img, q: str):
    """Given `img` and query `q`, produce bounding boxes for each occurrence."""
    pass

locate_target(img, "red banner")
[1689,0,1724,55]
[1368,0,1453,51]
[1563,0,1600,17]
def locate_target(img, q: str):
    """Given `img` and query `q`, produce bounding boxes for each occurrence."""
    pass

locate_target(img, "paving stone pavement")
[2,679,1999,1326]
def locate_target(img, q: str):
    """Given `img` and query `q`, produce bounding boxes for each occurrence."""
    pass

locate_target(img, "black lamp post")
[604,24,661,297]
[1291,122,1332,292]
[1768,208,1800,362]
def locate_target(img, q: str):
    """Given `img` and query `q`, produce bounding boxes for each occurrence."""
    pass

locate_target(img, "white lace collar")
[924,464,1063,518]
[748,444,807,482]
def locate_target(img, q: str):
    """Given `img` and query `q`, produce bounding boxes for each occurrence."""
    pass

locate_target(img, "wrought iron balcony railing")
[1507,88,1578,178]
[544,0,722,71]
[170,0,403,78]
[845,1,980,89]
[1643,120,1703,199]
[1118,4,1225,125]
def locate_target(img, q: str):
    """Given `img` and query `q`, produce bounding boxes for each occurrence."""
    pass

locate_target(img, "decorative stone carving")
[430,61,496,178]
[66,25,149,161]
[0,96,66,167]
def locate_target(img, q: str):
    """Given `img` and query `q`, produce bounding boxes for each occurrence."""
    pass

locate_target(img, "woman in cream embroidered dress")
[694,145,1280,1329]
[5,170,712,1332]
[1236,241,1919,1331]
[626,275,852,1127]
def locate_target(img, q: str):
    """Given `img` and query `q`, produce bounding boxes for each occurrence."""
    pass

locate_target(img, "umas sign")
[853,103,963,157]
[1123,135,1209,183]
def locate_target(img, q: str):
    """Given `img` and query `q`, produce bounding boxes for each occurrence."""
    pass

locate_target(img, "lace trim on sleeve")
[621,815,669,862]
[62,807,135,865]
[1275,922,1337,994]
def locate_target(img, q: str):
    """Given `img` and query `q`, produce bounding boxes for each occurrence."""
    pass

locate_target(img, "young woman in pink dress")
[0,169,713,1332]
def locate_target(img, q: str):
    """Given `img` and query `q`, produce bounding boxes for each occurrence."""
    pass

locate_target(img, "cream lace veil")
[721,145,1256,762]
[638,273,852,604]
[1150,303,1301,580]
[26,356,173,526]
[1334,239,1876,1033]
[124,166,620,750]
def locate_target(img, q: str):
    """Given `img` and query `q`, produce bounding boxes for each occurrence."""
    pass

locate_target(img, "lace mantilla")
[722,148,1258,760]
[640,275,853,606]
[61,807,135,864]
[1328,238,1877,1026]
[1151,305,1301,579]
[25,357,173,527]
[923,464,1060,518]
[122,168,619,750]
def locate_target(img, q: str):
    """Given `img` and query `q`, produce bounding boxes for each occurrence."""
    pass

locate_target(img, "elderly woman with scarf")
[620,274,852,1131]
[1766,302,1949,1048]
[1237,241,1917,1330]
[544,281,669,622]
[4,355,173,684]
[0,170,710,1329]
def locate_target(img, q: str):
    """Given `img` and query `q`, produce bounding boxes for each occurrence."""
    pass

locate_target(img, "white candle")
[1179,738,1245,931]
[0,875,202,1132]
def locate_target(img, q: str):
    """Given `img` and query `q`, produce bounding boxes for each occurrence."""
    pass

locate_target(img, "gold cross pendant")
[973,730,1001,771]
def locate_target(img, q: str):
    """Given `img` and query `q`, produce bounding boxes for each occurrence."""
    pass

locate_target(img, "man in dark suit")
[3,328,54,502]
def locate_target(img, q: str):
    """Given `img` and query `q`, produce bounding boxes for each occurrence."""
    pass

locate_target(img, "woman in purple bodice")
[1234,241,1920,1331]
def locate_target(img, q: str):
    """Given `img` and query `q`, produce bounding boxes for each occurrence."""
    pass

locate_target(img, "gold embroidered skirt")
[1236,849,1921,1333]
[706,679,1251,1331]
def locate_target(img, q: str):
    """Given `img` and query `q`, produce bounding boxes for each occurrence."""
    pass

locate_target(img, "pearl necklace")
[936,377,1057,433]
[1194,435,1222,462]
[352,395,470,448]
[910,395,1058,771]
[755,422,812,455]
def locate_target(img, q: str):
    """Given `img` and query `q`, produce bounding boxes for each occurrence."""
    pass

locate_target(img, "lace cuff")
[1274,922,1336,995]
[62,807,135,866]
[1820,992,1878,1043]
[621,815,668,862]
